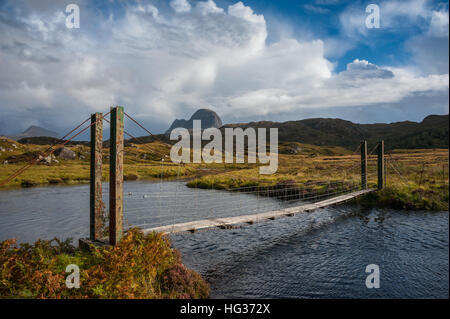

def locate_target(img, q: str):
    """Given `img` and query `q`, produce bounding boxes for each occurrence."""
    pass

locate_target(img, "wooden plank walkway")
[142,189,374,235]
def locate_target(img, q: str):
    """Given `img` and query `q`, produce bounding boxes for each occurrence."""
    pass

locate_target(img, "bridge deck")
[141,189,374,235]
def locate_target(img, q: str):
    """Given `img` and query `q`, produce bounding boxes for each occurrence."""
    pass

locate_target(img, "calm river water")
[0,181,448,298]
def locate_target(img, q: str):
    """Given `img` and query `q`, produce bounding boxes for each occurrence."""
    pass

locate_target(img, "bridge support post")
[90,112,103,241]
[361,141,367,189]
[109,106,124,246]
[377,140,384,189]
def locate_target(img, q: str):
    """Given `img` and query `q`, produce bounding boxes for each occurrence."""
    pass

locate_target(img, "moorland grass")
[0,140,448,210]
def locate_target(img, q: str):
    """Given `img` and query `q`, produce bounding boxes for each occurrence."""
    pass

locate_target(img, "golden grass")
[0,139,448,210]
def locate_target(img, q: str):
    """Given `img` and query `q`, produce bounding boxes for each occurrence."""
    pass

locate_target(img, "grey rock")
[38,154,52,165]
[54,147,76,160]
[285,144,302,154]
[166,109,222,134]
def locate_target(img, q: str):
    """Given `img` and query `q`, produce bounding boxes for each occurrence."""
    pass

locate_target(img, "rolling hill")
[13,114,448,151]
[221,114,449,150]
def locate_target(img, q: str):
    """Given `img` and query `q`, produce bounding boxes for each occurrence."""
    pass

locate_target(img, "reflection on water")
[0,181,299,243]
[0,181,448,298]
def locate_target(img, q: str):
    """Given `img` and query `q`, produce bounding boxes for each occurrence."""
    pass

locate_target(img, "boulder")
[54,147,76,160]
[37,154,52,165]
[284,144,302,154]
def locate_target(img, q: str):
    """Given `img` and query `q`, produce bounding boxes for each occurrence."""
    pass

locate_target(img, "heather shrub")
[161,263,210,299]
[0,228,209,299]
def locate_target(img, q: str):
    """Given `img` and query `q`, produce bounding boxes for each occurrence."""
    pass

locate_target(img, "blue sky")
[229,0,447,69]
[0,0,448,137]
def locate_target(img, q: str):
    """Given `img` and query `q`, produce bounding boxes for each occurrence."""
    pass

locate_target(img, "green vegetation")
[0,139,199,188]
[0,137,448,211]
[356,185,449,211]
[0,229,209,299]
[186,149,449,211]
[278,142,351,156]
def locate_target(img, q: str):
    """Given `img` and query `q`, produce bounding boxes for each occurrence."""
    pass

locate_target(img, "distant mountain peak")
[8,125,59,141]
[166,108,222,133]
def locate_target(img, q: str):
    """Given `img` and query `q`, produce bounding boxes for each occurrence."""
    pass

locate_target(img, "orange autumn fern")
[0,229,209,299]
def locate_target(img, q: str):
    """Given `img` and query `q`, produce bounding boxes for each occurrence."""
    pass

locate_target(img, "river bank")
[185,178,449,212]
[1,141,448,211]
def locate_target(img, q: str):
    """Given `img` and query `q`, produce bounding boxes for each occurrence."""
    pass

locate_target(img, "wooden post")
[109,106,124,246]
[90,112,103,241]
[361,141,367,189]
[377,140,384,189]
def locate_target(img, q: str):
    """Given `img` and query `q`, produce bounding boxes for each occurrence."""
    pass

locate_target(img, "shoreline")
[1,177,447,212]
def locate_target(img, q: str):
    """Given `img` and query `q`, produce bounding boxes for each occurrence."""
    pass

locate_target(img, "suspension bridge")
[0,106,391,247]
[141,188,374,235]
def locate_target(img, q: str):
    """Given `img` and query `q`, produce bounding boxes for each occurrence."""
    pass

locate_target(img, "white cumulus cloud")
[170,0,192,14]
[0,0,447,134]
